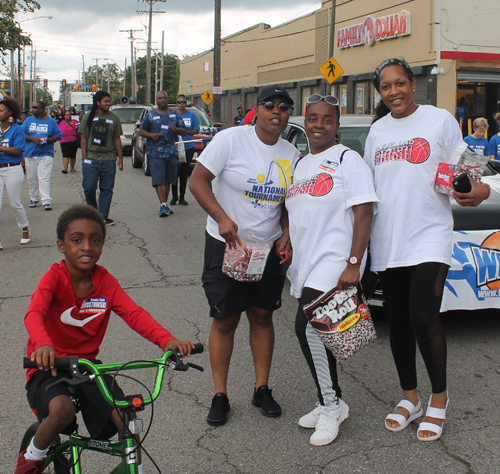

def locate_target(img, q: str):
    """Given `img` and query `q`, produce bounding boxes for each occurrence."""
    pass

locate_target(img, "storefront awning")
[457,71,500,83]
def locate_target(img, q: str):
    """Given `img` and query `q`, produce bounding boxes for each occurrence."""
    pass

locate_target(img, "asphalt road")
[1,148,499,474]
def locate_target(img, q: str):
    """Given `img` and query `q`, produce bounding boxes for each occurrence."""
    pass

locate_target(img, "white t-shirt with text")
[364,105,465,271]
[197,125,300,243]
[286,145,379,298]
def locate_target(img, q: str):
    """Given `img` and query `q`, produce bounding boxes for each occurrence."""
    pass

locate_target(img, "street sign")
[319,57,344,84]
[202,90,214,105]
[212,86,222,95]
[0,89,7,97]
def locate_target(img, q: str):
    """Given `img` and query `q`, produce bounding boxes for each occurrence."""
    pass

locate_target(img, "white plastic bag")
[177,140,186,163]
[222,241,272,282]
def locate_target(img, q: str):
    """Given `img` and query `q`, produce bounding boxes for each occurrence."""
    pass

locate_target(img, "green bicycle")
[20,344,204,474]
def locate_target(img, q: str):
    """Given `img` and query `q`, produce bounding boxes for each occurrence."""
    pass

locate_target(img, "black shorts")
[60,141,78,159]
[202,232,286,318]
[26,365,125,440]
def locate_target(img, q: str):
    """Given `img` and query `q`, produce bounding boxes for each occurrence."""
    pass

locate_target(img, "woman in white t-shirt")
[285,95,379,446]
[365,58,491,442]
[189,85,300,427]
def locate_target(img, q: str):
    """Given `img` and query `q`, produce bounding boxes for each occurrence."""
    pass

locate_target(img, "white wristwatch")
[347,256,361,265]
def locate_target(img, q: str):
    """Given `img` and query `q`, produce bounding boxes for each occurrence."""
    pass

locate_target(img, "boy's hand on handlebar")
[31,345,57,376]
[163,340,196,357]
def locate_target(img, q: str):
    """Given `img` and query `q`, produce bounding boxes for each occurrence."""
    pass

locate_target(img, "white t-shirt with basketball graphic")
[285,144,379,298]
[364,105,464,272]
[197,125,300,243]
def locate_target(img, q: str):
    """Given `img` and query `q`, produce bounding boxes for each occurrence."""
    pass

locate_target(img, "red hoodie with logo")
[25,261,175,381]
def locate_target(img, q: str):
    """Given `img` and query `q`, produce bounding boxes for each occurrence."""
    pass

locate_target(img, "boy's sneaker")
[29,200,38,208]
[207,393,230,426]
[43,203,52,211]
[299,399,349,429]
[309,399,350,446]
[14,450,44,474]
[104,217,115,226]
[159,203,169,217]
[252,385,282,417]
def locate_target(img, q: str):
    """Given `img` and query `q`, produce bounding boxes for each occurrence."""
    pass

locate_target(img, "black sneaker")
[252,385,282,417]
[179,197,188,205]
[207,393,230,426]
[170,196,178,205]
[104,217,115,226]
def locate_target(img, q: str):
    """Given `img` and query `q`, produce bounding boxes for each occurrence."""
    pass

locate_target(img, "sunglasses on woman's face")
[258,101,293,112]
[306,94,340,107]
[177,100,187,104]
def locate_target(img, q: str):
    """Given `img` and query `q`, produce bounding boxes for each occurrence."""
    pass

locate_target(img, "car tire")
[143,149,151,177]
[131,146,143,168]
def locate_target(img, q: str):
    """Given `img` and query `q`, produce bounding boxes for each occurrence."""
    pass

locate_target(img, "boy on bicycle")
[16,204,195,474]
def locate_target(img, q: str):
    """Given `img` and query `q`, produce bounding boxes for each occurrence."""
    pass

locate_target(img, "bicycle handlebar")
[23,343,204,409]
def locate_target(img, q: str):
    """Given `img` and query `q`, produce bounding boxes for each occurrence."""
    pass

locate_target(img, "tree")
[0,0,40,56]
[82,63,123,93]
[124,53,180,104]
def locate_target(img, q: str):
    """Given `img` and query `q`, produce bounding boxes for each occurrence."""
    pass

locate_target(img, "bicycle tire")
[19,422,72,474]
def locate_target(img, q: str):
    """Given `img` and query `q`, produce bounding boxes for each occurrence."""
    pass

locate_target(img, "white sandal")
[417,395,449,442]
[385,398,423,432]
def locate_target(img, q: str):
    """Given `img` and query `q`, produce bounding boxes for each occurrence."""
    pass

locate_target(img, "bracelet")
[481,182,491,200]
[282,228,289,234]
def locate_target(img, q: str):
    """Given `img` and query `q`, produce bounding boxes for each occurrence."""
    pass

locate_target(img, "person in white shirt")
[365,58,491,442]
[285,94,378,446]
[189,85,300,427]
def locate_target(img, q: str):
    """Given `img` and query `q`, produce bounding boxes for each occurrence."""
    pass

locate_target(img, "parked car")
[110,104,147,155]
[283,115,500,313]
[131,104,218,176]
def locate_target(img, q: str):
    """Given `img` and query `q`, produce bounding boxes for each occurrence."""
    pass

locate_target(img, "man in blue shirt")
[22,101,62,210]
[171,94,200,206]
[140,91,186,217]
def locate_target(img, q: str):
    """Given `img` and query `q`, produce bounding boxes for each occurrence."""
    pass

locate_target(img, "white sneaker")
[309,400,350,446]
[299,399,349,429]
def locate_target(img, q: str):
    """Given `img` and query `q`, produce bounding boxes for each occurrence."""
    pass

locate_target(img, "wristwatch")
[347,256,361,265]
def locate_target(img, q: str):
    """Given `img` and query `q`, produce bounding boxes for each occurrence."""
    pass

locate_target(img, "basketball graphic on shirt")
[481,232,500,290]
[310,173,333,196]
[407,138,430,164]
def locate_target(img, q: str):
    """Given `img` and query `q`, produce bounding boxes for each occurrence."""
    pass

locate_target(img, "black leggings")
[172,147,195,199]
[295,287,342,406]
[378,262,449,394]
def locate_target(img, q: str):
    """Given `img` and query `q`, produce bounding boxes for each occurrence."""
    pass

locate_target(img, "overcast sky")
[8,0,322,99]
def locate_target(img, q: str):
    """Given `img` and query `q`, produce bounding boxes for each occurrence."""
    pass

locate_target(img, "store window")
[331,84,347,115]
[301,86,320,115]
[354,81,376,115]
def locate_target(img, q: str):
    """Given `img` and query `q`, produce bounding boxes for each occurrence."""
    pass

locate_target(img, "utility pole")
[142,0,166,104]
[329,0,337,59]
[123,58,127,97]
[82,55,85,86]
[93,58,103,90]
[213,0,221,122]
[120,28,141,98]
[10,50,16,99]
[160,30,164,92]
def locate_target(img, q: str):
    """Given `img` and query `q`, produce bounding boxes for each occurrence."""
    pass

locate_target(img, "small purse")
[303,285,376,360]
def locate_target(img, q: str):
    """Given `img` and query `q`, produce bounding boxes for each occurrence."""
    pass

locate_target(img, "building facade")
[180,0,500,133]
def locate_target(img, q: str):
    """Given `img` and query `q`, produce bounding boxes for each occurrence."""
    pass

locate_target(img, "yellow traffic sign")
[0,89,7,97]
[319,57,344,84]
[202,90,213,105]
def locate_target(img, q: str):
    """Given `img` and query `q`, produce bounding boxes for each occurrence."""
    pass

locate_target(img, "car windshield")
[111,107,144,123]
[291,126,370,156]
[191,109,212,128]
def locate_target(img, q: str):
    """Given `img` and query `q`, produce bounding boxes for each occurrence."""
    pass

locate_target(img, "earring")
[8,116,14,123]
[335,132,340,143]
[412,89,416,92]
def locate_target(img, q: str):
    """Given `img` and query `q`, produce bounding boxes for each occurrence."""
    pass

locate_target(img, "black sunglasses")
[177,100,187,104]
[258,101,293,112]
[31,105,41,109]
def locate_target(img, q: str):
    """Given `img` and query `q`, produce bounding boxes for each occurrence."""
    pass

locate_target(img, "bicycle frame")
[38,351,178,474]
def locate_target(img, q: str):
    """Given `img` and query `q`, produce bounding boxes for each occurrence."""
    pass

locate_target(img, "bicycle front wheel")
[19,422,72,474]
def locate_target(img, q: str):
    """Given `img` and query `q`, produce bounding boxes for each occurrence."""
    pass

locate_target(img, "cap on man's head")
[257,85,293,106]
[237,106,243,111]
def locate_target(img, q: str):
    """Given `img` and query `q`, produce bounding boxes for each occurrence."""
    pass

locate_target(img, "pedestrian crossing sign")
[202,90,214,105]
[319,57,344,84]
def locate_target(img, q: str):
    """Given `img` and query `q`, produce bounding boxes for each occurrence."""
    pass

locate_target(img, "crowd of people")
[6,57,497,473]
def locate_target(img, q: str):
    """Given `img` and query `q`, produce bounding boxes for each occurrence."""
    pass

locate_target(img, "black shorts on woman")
[202,232,286,318]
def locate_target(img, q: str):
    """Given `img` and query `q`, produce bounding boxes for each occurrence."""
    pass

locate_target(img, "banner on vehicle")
[442,229,500,311]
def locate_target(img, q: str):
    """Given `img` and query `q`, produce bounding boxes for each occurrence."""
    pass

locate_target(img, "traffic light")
[92,84,97,92]
[62,79,67,87]
[76,83,80,91]
[44,79,48,88]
